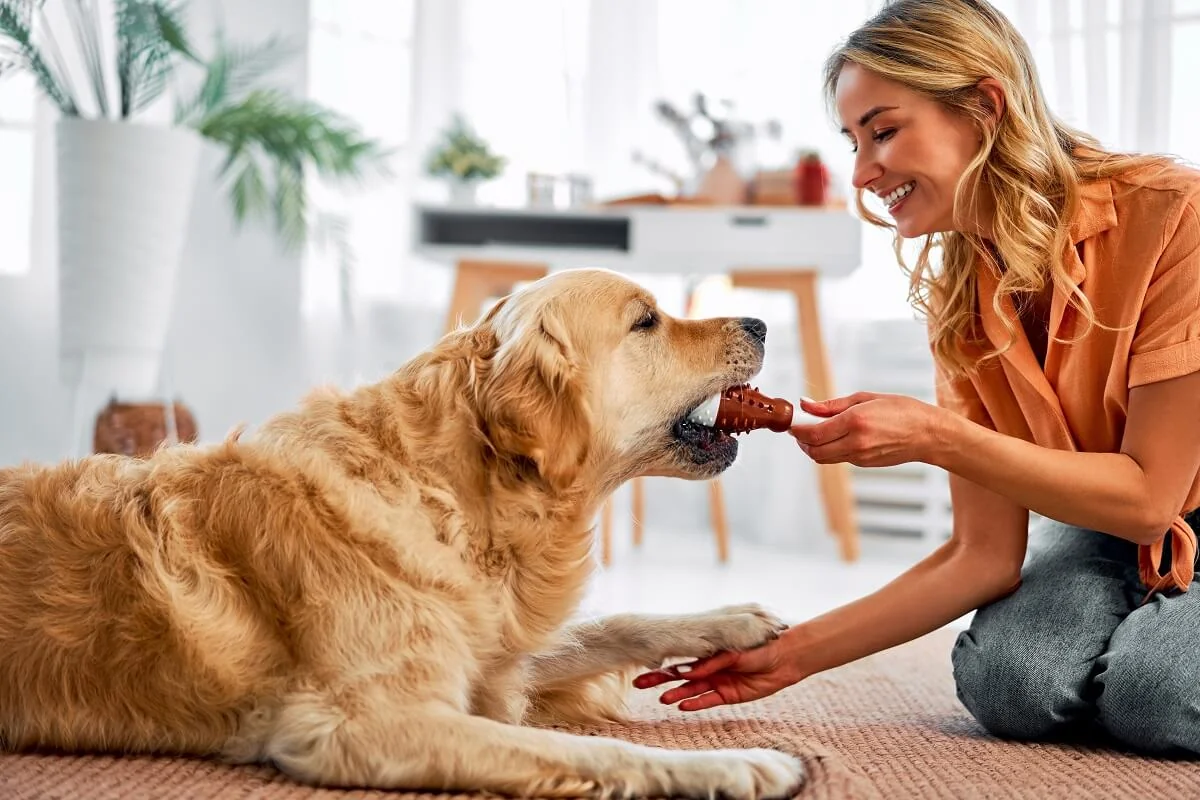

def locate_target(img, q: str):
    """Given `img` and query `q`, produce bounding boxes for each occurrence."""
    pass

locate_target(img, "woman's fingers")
[800,392,874,415]
[634,651,740,690]
[679,691,728,712]
[675,650,740,679]
[632,670,676,689]
[805,440,858,465]
[660,678,714,706]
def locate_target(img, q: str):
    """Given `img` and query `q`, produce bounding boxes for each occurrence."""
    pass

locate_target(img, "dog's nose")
[739,317,767,346]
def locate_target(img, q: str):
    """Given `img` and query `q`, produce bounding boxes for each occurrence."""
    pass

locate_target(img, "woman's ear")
[976,77,1007,129]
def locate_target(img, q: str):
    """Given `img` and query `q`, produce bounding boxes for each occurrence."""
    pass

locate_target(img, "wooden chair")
[443,259,550,334]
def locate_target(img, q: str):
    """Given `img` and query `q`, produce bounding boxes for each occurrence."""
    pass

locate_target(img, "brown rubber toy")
[715,384,794,434]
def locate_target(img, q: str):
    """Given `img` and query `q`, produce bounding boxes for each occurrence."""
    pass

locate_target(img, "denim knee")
[952,626,1095,740]
[950,521,1139,740]
[1096,606,1200,754]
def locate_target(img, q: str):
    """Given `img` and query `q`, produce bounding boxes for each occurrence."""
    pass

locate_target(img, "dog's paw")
[650,747,805,800]
[666,603,788,659]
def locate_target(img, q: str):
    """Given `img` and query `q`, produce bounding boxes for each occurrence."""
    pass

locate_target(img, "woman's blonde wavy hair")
[824,0,1168,377]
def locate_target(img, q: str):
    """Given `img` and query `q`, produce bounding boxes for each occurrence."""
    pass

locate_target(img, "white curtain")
[993,0,1183,158]
[0,78,35,278]
[0,60,37,278]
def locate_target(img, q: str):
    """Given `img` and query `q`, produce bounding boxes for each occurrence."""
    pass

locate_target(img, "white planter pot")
[448,178,479,205]
[56,118,202,398]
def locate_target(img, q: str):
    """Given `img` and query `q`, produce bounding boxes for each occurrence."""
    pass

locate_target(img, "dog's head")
[472,269,766,491]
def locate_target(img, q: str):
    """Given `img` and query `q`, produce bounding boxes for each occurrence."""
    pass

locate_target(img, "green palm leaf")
[174,30,295,125]
[64,0,109,117]
[0,0,78,114]
[1,0,387,255]
[115,0,194,118]
[198,89,389,250]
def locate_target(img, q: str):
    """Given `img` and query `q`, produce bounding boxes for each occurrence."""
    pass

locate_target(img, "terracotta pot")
[93,397,198,458]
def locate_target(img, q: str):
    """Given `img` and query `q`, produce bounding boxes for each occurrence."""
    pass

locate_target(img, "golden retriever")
[0,268,804,798]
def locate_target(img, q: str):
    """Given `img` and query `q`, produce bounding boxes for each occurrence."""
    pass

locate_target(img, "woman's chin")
[894,215,944,239]
[894,218,925,238]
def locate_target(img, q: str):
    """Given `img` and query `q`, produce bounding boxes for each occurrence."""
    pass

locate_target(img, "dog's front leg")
[470,657,530,724]
[526,603,786,724]
[271,684,804,799]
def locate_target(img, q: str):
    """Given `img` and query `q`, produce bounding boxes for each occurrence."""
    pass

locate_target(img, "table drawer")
[630,208,862,276]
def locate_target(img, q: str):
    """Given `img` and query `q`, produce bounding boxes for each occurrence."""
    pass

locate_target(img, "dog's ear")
[476,299,591,491]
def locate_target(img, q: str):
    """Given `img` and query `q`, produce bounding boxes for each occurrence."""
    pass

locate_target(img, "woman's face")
[835,63,987,239]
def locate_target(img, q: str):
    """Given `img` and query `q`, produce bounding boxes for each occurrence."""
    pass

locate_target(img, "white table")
[414,202,862,276]
[413,202,864,562]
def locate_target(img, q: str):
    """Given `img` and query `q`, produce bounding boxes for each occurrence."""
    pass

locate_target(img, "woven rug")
[3,628,1198,799]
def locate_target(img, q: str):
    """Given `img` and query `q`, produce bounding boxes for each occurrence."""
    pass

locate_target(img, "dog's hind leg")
[265,683,803,799]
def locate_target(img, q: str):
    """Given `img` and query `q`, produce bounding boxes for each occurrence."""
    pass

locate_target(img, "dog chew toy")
[688,384,821,433]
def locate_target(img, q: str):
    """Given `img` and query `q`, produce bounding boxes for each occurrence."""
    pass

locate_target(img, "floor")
[581,524,974,632]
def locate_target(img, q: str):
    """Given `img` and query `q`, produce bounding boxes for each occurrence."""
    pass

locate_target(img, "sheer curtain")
[992,0,1194,160]
[0,73,35,277]
[305,0,417,317]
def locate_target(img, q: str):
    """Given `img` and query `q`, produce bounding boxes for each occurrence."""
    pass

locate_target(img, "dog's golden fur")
[0,269,804,798]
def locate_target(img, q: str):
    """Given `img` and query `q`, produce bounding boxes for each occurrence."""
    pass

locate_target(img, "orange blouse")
[935,161,1200,594]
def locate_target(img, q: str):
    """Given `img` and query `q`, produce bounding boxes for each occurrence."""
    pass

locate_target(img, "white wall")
[0,0,312,465]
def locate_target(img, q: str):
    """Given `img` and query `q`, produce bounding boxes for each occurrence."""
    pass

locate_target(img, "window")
[1169,20,1200,163]
[305,0,417,315]
[456,0,591,206]
[0,72,35,277]
[991,0,1182,157]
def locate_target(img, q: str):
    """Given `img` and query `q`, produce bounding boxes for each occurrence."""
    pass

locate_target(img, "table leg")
[731,269,860,562]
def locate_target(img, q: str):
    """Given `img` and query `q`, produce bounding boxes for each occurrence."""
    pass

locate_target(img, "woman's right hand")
[632,630,804,711]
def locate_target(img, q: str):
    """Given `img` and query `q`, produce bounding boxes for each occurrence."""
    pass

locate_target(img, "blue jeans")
[952,514,1200,754]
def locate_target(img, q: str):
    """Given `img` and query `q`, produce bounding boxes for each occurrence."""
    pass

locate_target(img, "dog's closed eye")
[631,309,659,333]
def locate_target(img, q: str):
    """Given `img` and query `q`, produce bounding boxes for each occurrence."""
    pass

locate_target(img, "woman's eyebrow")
[840,105,898,134]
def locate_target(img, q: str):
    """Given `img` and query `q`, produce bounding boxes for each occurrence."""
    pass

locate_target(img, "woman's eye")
[873,128,896,143]
[632,310,659,331]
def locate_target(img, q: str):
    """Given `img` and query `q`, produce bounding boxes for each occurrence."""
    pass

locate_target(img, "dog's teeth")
[686,394,721,428]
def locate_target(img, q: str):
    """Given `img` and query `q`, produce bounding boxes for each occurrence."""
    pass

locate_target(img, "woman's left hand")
[791,392,950,467]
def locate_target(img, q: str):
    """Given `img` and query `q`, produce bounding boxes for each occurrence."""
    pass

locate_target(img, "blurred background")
[3,0,1199,617]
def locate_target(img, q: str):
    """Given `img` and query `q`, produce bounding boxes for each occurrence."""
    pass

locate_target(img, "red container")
[794,151,829,206]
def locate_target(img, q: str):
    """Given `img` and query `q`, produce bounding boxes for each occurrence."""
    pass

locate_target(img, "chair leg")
[443,259,549,334]
[631,478,645,547]
[708,479,730,564]
[792,273,860,562]
[600,496,613,566]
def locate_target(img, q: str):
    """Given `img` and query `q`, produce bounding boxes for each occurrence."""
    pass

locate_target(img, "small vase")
[449,178,479,205]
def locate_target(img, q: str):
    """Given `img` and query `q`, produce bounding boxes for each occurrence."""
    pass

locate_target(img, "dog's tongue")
[688,385,795,434]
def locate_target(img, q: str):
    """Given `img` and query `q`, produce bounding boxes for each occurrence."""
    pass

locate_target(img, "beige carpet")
[3,629,1198,799]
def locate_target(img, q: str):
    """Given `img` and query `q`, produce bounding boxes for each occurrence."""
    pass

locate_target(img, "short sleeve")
[1129,199,1200,388]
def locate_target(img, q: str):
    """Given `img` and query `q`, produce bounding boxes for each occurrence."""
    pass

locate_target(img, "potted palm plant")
[0,0,385,421]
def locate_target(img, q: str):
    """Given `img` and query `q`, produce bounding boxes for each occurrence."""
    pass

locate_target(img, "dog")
[0,269,805,798]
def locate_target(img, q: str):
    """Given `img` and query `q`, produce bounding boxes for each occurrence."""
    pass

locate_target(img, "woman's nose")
[851,149,883,190]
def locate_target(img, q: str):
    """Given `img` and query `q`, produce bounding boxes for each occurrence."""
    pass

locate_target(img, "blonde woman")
[637,0,1200,754]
